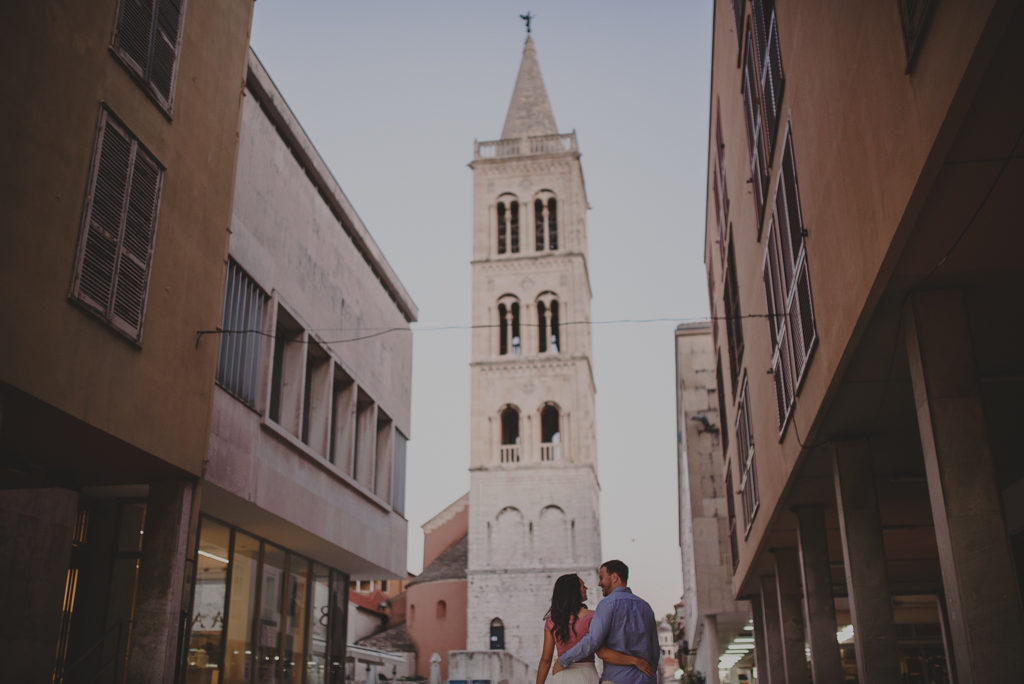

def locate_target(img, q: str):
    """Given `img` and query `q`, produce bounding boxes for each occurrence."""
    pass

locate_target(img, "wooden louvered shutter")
[76,114,133,315]
[73,109,162,342]
[150,0,183,105]
[113,0,153,79]
[111,147,160,338]
[112,0,185,110]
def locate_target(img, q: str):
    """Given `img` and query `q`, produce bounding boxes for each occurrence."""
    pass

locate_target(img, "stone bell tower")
[464,35,602,669]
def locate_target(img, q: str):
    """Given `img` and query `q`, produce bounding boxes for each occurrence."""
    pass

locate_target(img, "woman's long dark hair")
[546,574,585,643]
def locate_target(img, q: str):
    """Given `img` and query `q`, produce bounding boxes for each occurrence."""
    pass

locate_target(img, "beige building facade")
[674,323,751,684]
[0,1,254,681]
[0,3,417,682]
[706,1,1024,682]
[464,36,602,678]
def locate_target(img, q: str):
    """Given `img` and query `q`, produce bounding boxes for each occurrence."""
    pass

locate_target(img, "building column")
[832,441,901,684]
[905,290,1024,681]
[749,595,769,684]
[126,480,194,683]
[757,575,786,684]
[0,488,78,683]
[795,506,843,684]
[702,614,721,684]
[772,549,809,684]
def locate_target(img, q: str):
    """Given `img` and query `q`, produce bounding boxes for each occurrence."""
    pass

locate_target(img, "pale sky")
[250,1,713,617]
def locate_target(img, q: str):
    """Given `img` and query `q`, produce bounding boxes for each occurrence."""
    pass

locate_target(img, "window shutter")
[150,0,183,103]
[114,0,153,78]
[111,150,160,337]
[73,109,162,343]
[78,118,133,314]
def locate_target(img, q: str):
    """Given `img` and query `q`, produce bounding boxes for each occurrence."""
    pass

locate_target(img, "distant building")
[407,494,470,680]
[706,1,1024,683]
[459,34,602,683]
[674,323,751,684]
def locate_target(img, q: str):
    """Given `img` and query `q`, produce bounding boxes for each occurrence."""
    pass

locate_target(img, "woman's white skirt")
[553,662,599,684]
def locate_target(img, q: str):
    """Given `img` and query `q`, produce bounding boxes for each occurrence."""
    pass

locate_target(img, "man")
[554,560,659,684]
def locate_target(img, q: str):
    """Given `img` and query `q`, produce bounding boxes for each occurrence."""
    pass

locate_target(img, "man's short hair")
[601,559,629,584]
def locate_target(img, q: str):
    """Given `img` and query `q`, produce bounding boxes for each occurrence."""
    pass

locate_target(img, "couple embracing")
[537,560,659,684]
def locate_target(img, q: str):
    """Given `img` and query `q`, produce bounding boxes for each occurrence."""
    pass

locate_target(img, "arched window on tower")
[534,192,558,251]
[490,618,505,650]
[537,292,560,353]
[498,295,521,356]
[437,600,447,619]
[497,203,507,254]
[496,195,520,254]
[500,406,520,463]
[540,404,561,462]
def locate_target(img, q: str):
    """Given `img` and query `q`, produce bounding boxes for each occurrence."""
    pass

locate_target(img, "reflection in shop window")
[188,518,230,677]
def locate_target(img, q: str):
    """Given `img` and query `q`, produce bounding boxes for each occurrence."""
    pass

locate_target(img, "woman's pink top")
[545,611,595,662]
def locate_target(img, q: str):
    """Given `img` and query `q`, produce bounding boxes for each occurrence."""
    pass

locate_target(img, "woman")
[536,574,653,684]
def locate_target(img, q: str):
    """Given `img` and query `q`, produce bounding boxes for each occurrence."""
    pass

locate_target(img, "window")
[268,306,304,433]
[540,404,560,462]
[354,390,376,489]
[490,618,505,650]
[496,196,520,254]
[725,467,739,572]
[500,406,520,463]
[374,411,394,501]
[437,600,447,619]
[763,129,817,432]
[723,240,744,395]
[751,0,784,156]
[216,259,267,408]
[111,0,186,111]
[713,103,730,269]
[187,517,349,683]
[741,27,769,232]
[498,296,521,356]
[392,431,407,515]
[330,367,356,468]
[730,0,745,51]
[71,108,162,343]
[715,356,729,456]
[537,293,560,353]
[302,341,330,450]
[534,193,557,251]
[736,380,758,532]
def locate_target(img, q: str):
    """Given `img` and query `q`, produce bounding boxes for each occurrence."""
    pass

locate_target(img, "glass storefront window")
[225,531,261,683]
[256,543,286,682]
[284,556,309,684]
[188,518,231,678]
[307,564,331,684]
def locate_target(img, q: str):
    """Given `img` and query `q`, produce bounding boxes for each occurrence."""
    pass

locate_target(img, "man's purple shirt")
[557,587,659,684]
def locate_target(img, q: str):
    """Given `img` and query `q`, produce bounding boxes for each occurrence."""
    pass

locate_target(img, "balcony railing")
[539,443,560,462]
[475,132,578,160]
[499,445,520,463]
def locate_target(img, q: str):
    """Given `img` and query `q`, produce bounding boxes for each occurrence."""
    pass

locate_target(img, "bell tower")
[465,35,602,668]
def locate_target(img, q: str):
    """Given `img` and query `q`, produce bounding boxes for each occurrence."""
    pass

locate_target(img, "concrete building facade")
[705,1,1024,682]
[0,1,254,681]
[674,324,751,684]
[186,50,417,684]
[464,35,602,676]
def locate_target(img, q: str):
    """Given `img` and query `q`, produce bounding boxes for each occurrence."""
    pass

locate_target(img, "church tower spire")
[463,34,601,671]
[501,36,558,139]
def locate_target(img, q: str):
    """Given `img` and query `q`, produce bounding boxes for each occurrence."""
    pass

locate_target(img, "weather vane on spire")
[519,11,533,34]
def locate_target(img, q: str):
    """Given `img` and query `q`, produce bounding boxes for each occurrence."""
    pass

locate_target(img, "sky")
[250,1,713,617]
